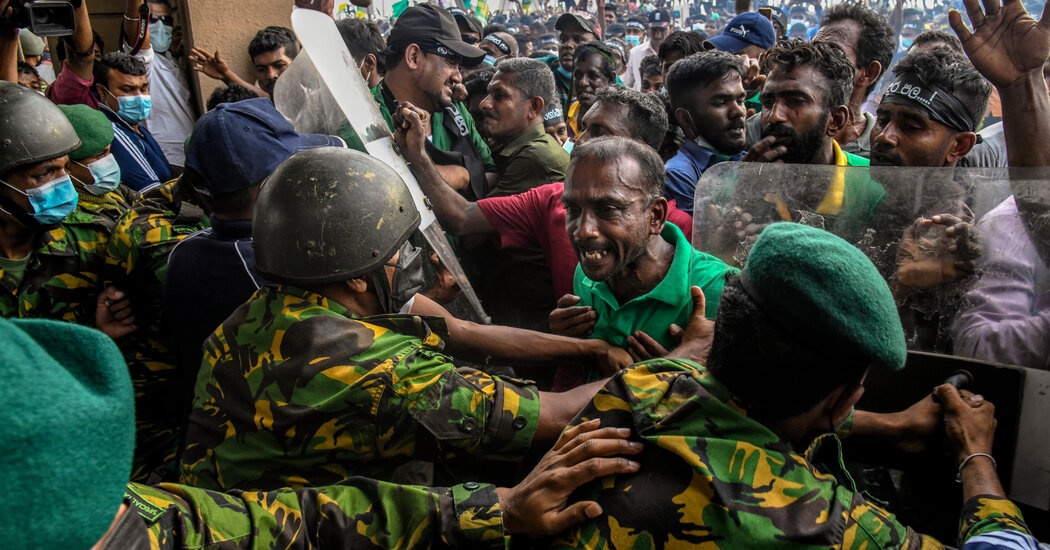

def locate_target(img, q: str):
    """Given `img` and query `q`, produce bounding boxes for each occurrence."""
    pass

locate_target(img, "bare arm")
[950,0,1050,167]
[63,0,94,80]
[411,293,631,370]
[393,102,497,235]
[187,47,269,98]
[122,0,148,51]
[534,380,608,445]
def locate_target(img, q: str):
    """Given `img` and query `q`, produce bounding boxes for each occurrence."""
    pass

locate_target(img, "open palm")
[950,0,1050,88]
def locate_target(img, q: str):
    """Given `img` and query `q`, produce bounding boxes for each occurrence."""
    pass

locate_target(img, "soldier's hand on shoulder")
[496,418,642,537]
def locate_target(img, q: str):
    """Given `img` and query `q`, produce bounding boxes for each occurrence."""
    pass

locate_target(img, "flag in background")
[393,0,410,17]
[476,0,489,22]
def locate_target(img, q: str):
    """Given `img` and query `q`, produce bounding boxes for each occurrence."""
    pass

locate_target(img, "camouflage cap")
[741,223,906,370]
[0,317,135,548]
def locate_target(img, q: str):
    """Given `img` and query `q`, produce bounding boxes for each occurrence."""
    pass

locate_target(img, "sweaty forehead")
[814,21,860,65]
[565,156,645,200]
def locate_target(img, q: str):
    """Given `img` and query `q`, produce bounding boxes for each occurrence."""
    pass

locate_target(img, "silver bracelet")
[956,452,996,483]
[123,13,139,22]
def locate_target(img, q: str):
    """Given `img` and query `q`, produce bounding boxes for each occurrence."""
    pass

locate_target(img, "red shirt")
[45,60,99,109]
[477,181,693,301]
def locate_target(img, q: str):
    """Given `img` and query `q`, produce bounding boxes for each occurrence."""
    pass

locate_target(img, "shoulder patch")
[124,485,168,524]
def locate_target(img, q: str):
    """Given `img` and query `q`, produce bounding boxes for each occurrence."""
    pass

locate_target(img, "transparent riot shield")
[692,162,1050,515]
[273,8,490,323]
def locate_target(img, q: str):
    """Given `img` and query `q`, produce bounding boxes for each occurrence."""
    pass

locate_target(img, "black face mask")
[372,240,426,314]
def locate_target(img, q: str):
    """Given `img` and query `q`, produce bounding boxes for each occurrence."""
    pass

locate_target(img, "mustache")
[763,123,796,139]
[572,240,611,253]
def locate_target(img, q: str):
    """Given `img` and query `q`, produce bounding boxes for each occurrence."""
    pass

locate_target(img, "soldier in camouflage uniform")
[0,314,642,549]
[57,103,140,226]
[104,173,210,481]
[180,147,621,492]
[554,223,1036,549]
[0,81,135,337]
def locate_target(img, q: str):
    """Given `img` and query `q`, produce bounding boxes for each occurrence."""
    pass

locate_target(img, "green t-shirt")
[0,254,31,290]
[573,223,739,352]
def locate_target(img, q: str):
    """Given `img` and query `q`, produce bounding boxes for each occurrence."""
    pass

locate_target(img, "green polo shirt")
[574,223,739,353]
[371,85,496,172]
[489,123,570,198]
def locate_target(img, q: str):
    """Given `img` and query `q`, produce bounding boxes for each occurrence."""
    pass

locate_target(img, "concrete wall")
[179,0,295,112]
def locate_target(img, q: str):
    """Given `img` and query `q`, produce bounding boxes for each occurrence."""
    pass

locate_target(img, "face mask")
[563,140,575,154]
[149,21,173,53]
[0,175,78,225]
[104,87,151,124]
[625,35,641,47]
[900,36,914,50]
[373,241,426,314]
[483,55,497,66]
[74,154,121,195]
[790,18,808,31]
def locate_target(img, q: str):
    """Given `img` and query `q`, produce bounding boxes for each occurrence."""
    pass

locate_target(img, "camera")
[2,1,76,37]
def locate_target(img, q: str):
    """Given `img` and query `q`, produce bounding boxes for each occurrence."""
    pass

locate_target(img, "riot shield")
[274,8,490,323]
[692,162,1050,518]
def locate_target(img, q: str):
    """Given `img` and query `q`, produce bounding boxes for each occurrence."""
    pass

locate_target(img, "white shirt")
[625,40,656,91]
[128,44,197,168]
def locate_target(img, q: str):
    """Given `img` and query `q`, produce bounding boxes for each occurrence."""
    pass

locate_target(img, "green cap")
[0,317,135,548]
[57,103,115,160]
[742,223,906,370]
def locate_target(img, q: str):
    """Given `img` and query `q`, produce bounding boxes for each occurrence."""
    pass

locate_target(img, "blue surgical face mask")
[149,21,173,53]
[900,36,914,50]
[1,174,78,225]
[74,154,121,195]
[625,35,641,47]
[483,55,496,66]
[563,140,575,154]
[105,86,151,124]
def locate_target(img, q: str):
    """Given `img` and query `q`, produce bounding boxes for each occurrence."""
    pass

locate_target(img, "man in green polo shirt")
[556,136,738,376]
[372,4,495,201]
[479,58,570,198]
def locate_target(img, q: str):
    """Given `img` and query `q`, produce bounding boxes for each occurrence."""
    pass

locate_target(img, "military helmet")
[254,147,422,285]
[0,81,81,175]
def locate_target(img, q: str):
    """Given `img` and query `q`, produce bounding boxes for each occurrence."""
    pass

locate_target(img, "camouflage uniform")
[554,358,1033,549]
[179,285,541,492]
[0,208,114,323]
[105,178,209,481]
[104,480,507,549]
[76,184,139,225]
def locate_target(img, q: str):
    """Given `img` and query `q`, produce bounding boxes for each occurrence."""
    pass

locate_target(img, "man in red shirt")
[397,85,689,301]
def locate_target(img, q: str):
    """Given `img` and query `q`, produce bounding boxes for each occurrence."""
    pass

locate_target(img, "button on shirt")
[101,104,173,192]
[664,139,744,216]
[489,123,570,198]
[574,223,738,352]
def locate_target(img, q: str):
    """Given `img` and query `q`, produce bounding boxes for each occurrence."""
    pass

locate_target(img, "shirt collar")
[495,123,546,159]
[589,223,692,309]
[208,218,253,241]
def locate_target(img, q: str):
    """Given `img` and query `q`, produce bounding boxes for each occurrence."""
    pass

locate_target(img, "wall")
[179,0,296,112]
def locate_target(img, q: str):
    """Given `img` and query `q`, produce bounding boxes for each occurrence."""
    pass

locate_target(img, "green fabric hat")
[57,103,115,160]
[742,223,906,370]
[0,317,135,548]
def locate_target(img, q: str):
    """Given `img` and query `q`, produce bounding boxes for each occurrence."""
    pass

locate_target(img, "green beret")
[742,223,906,370]
[57,103,115,160]
[0,317,135,548]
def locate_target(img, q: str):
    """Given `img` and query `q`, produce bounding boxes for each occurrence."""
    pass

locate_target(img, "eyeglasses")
[149,14,174,26]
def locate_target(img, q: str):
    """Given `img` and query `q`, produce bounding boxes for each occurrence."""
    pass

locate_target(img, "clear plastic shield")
[692,162,1050,509]
[275,9,490,323]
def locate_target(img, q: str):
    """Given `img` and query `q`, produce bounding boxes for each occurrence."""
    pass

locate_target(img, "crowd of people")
[2,0,1050,547]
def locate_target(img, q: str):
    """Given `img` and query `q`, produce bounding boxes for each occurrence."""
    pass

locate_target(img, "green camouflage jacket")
[179,285,541,492]
[106,480,507,549]
[76,184,139,225]
[105,178,209,481]
[553,358,1032,549]
[0,207,114,324]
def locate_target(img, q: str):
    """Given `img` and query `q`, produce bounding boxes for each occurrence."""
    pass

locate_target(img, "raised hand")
[189,47,230,82]
[549,294,597,337]
[949,0,1050,88]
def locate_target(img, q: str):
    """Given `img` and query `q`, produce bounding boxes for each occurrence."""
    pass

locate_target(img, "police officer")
[180,147,628,492]
[0,81,134,338]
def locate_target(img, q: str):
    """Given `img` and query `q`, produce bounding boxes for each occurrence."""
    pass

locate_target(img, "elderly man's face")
[576,101,632,146]
[563,155,661,282]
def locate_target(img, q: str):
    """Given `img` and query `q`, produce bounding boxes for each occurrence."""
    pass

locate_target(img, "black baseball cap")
[648,9,670,27]
[556,11,603,39]
[447,7,484,36]
[387,4,486,65]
